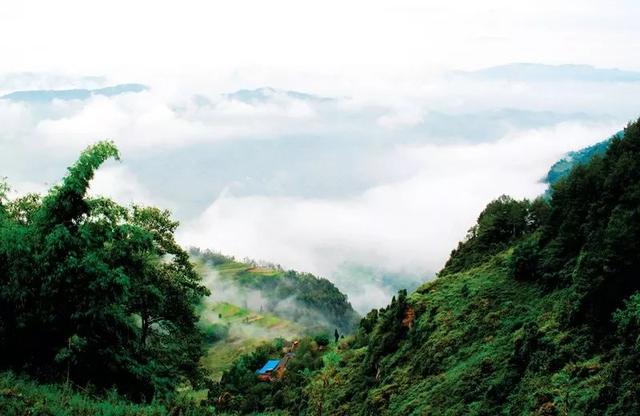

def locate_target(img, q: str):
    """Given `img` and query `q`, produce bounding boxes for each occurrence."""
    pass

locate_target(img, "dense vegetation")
[207,336,334,414]
[0,143,209,403]
[215,119,640,415]
[544,133,620,186]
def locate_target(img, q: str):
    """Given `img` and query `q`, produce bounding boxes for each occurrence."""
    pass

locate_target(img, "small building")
[256,352,296,382]
[256,340,299,382]
[256,359,280,382]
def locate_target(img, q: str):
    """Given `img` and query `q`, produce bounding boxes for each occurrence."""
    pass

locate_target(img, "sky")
[1,1,640,311]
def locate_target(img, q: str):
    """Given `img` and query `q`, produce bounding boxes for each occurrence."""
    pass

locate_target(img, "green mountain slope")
[192,250,359,379]
[544,131,623,186]
[193,250,360,334]
[213,120,640,415]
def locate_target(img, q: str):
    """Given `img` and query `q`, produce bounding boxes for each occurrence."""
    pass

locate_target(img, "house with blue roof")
[256,359,280,376]
[255,352,296,382]
[255,342,299,382]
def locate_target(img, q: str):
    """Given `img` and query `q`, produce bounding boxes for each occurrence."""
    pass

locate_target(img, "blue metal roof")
[256,359,280,374]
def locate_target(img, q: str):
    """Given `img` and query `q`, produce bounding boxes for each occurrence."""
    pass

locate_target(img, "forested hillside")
[192,250,359,380]
[544,132,621,186]
[193,249,359,334]
[213,119,640,415]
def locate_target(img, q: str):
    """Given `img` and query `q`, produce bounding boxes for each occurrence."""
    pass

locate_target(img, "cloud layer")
[1,65,638,311]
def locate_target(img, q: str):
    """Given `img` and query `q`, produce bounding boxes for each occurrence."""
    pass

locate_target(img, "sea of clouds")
[1,65,637,312]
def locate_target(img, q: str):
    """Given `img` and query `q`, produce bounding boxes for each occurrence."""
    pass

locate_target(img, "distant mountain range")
[223,86,334,104]
[456,63,640,83]
[0,83,148,102]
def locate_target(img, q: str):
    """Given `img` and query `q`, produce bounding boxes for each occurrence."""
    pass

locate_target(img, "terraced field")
[200,302,303,379]
[191,252,359,380]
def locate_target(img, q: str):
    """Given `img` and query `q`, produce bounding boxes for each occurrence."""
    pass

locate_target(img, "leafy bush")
[313,333,330,347]
[199,322,230,344]
[613,293,640,349]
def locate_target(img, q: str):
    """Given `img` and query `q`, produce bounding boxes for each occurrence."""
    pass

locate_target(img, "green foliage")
[199,322,230,344]
[545,135,617,186]
[313,333,330,347]
[207,337,329,414]
[213,119,640,415]
[442,195,546,275]
[0,179,10,206]
[362,289,409,375]
[508,234,541,281]
[531,120,640,323]
[613,293,640,350]
[0,142,208,401]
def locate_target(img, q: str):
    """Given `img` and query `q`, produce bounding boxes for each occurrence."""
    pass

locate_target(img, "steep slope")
[212,119,640,415]
[312,120,640,415]
[544,133,621,186]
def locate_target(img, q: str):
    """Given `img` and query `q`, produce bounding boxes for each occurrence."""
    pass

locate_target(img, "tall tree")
[0,142,208,401]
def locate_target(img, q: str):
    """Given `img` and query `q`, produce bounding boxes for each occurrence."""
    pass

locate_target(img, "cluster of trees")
[0,142,208,401]
[446,119,640,329]
[443,195,549,274]
[508,120,640,325]
[544,136,614,185]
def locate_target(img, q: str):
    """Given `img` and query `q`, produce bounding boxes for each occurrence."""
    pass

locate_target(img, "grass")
[201,302,303,380]
[0,372,205,416]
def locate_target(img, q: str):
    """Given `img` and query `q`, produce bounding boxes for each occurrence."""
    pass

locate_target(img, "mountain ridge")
[0,83,148,102]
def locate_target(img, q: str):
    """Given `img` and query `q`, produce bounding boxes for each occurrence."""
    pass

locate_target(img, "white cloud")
[178,121,619,310]
[0,100,33,140]
[2,65,637,314]
[18,88,329,152]
[88,164,173,210]
[0,0,639,315]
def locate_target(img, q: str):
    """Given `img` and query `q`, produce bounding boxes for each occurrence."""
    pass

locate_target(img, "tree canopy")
[0,142,208,401]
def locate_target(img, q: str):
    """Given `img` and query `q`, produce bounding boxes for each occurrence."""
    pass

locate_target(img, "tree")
[508,236,540,281]
[0,142,209,401]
